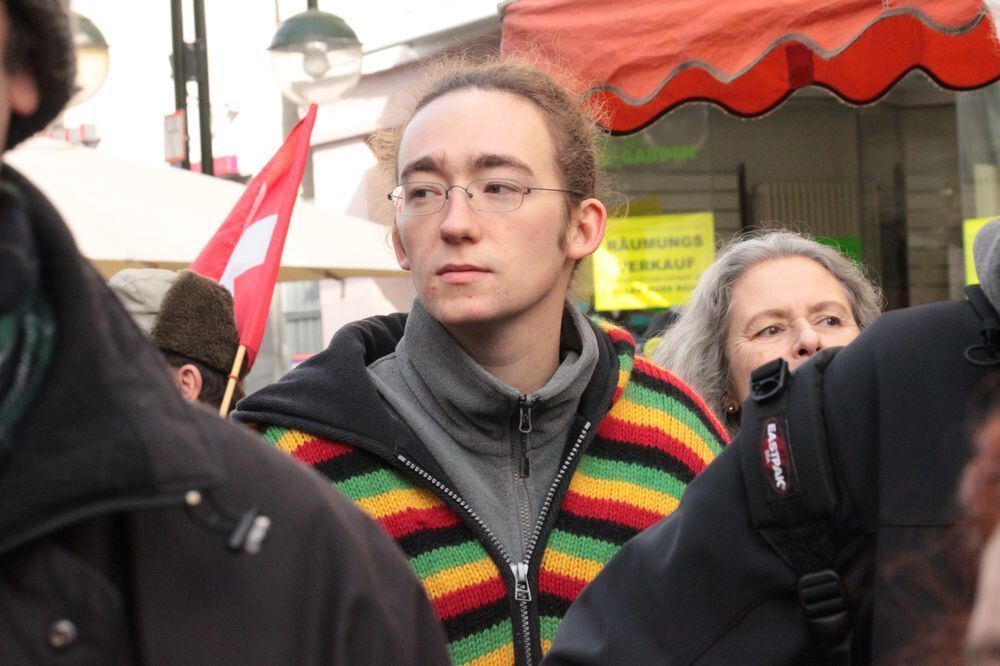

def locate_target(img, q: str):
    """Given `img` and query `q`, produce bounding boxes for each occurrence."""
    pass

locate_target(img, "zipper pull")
[511,562,532,602]
[518,396,533,478]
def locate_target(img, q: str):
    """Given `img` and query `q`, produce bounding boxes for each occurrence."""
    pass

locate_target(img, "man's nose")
[438,186,481,243]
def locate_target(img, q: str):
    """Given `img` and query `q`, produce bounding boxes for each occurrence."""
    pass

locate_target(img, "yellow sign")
[965,217,997,285]
[594,213,715,310]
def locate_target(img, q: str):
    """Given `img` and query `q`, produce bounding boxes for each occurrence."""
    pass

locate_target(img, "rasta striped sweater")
[253,319,728,665]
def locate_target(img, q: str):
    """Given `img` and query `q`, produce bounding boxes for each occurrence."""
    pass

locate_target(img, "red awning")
[500,0,1000,134]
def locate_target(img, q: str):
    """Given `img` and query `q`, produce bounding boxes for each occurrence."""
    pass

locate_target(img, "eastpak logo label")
[760,417,797,496]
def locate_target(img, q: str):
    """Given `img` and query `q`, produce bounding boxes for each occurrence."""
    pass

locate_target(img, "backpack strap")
[738,352,852,666]
[964,285,1000,366]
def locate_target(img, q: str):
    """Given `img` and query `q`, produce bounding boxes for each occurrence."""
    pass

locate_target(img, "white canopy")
[4,138,403,281]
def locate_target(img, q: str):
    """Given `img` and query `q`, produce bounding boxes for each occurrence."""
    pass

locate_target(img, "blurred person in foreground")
[653,230,883,435]
[110,268,247,412]
[544,222,1000,660]
[962,406,1000,665]
[234,57,728,665]
[0,1,449,663]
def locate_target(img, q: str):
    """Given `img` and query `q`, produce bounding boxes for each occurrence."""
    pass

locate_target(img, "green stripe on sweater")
[545,529,619,564]
[539,615,561,646]
[575,456,686,501]
[449,619,513,665]
[411,541,488,579]
[335,468,413,501]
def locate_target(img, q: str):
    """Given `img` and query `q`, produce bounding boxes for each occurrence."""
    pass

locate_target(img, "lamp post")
[69,12,110,108]
[268,1,363,106]
[169,0,213,174]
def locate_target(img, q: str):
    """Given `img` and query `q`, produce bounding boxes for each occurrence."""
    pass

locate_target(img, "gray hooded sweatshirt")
[367,299,598,565]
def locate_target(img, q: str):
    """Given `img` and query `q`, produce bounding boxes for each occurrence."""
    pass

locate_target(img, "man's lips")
[437,264,490,284]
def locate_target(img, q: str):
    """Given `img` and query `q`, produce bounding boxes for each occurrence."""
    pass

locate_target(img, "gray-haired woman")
[652,230,883,435]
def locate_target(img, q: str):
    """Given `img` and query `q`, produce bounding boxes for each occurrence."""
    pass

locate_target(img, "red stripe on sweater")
[560,491,662,532]
[290,438,353,465]
[378,505,462,539]
[538,569,588,602]
[602,324,635,346]
[433,576,507,620]
[596,416,707,475]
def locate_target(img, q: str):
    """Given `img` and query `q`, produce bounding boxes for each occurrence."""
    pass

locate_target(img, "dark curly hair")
[3,0,76,149]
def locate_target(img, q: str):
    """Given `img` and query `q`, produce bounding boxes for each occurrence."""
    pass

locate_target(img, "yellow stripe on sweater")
[540,548,605,582]
[612,398,716,466]
[273,429,310,455]
[466,643,515,666]
[422,557,500,599]
[568,471,679,516]
[356,488,442,519]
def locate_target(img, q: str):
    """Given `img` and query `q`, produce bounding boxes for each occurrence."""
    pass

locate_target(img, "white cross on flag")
[190,104,318,371]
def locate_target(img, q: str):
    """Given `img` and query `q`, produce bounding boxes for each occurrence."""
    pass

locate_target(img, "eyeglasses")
[387,178,582,216]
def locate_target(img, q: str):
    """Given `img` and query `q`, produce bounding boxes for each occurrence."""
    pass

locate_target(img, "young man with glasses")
[235,59,728,666]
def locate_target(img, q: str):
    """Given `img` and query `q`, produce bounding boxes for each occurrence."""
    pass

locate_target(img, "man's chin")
[422,298,500,330]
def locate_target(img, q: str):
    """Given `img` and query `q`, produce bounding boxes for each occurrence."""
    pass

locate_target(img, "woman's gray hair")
[651,230,884,435]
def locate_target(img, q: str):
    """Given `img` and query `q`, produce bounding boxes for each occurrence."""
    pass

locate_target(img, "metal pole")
[193,0,214,175]
[169,0,190,169]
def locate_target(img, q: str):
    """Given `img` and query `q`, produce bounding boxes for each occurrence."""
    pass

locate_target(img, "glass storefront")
[592,72,1000,338]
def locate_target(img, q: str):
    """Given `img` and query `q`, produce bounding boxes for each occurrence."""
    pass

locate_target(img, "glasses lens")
[469,179,525,213]
[398,182,446,216]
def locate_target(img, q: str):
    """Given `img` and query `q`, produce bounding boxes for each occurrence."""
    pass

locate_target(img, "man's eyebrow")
[471,153,535,177]
[399,155,445,182]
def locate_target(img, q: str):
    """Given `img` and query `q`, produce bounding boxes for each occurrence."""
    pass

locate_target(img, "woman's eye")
[819,315,842,326]
[755,325,783,338]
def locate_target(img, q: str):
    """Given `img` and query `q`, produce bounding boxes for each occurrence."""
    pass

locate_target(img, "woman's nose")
[794,322,822,358]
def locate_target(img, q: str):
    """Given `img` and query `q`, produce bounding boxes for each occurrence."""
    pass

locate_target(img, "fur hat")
[150,271,243,377]
[4,0,77,150]
[108,268,178,335]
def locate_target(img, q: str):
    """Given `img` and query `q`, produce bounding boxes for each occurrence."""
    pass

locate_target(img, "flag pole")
[218,344,247,416]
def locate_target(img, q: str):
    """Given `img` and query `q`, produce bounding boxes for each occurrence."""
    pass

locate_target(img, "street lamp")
[69,12,110,107]
[268,7,362,106]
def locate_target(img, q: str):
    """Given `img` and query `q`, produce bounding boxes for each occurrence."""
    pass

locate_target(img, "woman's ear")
[565,198,608,261]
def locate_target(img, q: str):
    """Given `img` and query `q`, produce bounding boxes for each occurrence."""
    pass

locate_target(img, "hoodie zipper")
[517,395,535,478]
[399,419,593,666]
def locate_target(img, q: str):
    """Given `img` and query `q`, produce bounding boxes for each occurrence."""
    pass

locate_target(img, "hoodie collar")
[390,299,599,451]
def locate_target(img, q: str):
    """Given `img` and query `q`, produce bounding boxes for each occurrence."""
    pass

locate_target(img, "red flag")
[190,104,318,370]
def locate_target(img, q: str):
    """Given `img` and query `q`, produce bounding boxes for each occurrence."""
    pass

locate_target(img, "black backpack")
[737,285,1000,666]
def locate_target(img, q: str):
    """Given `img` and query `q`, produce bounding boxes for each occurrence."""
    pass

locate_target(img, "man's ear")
[565,198,608,261]
[8,69,39,118]
[173,364,203,404]
[391,222,411,271]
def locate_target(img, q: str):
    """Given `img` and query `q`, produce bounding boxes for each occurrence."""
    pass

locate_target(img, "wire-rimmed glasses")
[387,178,581,216]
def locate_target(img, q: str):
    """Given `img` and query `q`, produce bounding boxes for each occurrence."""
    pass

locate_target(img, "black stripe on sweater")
[440,599,512,643]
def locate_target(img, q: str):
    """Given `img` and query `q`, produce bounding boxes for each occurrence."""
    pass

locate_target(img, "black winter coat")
[543,297,999,664]
[0,167,450,666]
